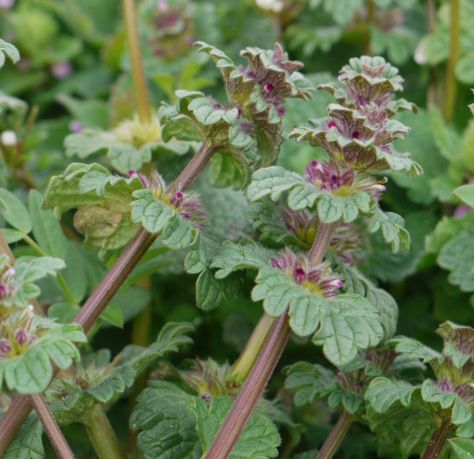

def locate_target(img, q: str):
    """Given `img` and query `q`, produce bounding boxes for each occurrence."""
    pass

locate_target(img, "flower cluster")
[130,170,207,228]
[304,159,387,201]
[0,307,37,360]
[291,56,420,175]
[271,249,343,298]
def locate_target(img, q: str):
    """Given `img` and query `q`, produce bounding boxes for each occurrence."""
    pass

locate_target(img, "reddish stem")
[205,223,336,458]
[315,410,352,459]
[422,418,452,459]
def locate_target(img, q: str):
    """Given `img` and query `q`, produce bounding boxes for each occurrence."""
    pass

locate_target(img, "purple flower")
[128,170,149,188]
[0,0,15,9]
[0,339,11,358]
[305,160,354,192]
[69,121,83,133]
[15,329,27,346]
[51,62,72,80]
[271,249,343,298]
[454,204,471,219]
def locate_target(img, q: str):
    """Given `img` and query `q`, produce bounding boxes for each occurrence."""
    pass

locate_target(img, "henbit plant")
[203,54,422,458]
[1,1,474,458]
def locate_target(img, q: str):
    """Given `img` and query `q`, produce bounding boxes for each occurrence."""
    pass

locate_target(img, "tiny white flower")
[1,130,17,147]
[256,0,284,13]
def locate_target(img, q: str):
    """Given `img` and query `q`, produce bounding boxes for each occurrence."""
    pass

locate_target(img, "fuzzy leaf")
[131,189,198,249]
[365,377,417,413]
[196,396,280,458]
[367,208,410,252]
[438,228,474,292]
[211,241,277,279]
[44,163,143,254]
[51,322,193,421]
[131,381,280,459]
[284,362,338,406]
[311,294,385,366]
[389,336,440,363]
[4,417,43,459]
[437,321,474,368]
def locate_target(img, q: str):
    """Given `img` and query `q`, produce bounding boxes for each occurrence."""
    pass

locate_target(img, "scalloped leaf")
[367,207,410,252]
[131,189,198,250]
[211,241,277,279]
[437,322,474,368]
[365,377,417,413]
[196,396,280,458]
[131,381,280,459]
[284,362,338,406]
[44,163,143,254]
[389,336,441,363]
[311,294,385,366]
[248,166,371,222]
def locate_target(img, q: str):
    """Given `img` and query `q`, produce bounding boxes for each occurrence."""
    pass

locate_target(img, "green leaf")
[131,189,198,250]
[421,380,456,409]
[131,381,280,459]
[389,336,440,363]
[284,362,338,406]
[51,322,194,422]
[196,396,280,458]
[0,38,20,68]
[195,269,240,311]
[0,188,32,234]
[13,256,66,305]
[131,381,200,459]
[449,437,474,459]
[28,190,67,259]
[44,162,143,254]
[0,228,25,243]
[4,417,43,459]
[437,321,474,368]
[211,241,277,279]
[365,377,417,413]
[247,166,371,223]
[438,228,474,292]
[311,294,385,366]
[252,264,383,364]
[454,184,474,207]
[368,208,410,252]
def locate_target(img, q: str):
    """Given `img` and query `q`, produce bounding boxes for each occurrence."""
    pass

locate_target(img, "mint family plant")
[0,1,473,459]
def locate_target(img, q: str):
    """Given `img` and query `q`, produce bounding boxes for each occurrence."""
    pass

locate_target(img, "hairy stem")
[0,142,216,456]
[123,0,152,123]
[31,394,76,459]
[206,313,291,459]
[444,0,460,123]
[206,223,336,458]
[226,313,275,386]
[422,418,452,459]
[315,410,353,459]
[83,405,127,459]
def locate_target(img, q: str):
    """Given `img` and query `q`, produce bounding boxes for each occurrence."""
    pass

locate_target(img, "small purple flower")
[0,0,15,9]
[128,170,149,188]
[436,379,454,393]
[305,160,354,192]
[15,329,27,346]
[271,249,343,298]
[0,339,11,358]
[69,121,83,133]
[454,204,471,219]
[51,61,72,80]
